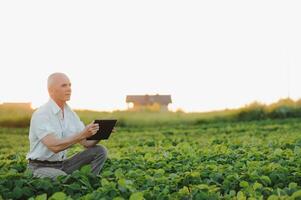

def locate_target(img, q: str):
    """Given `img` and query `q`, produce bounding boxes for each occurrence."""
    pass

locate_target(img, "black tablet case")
[86,119,117,140]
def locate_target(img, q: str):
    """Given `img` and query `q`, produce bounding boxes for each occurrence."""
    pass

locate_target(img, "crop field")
[1,116,301,199]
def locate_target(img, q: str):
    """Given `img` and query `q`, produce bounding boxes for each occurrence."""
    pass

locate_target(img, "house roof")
[0,102,32,109]
[126,95,172,105]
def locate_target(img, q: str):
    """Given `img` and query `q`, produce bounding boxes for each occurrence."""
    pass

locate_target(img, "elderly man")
[26,72,108,179]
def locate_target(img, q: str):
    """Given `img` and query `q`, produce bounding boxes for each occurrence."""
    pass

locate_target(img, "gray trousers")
[27,145,108,179]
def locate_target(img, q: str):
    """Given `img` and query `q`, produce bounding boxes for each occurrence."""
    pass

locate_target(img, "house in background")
[126,94,172,112]
[0,102,32,110]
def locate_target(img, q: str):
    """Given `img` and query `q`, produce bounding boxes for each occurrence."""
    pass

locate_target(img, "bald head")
[47,72,72,104]
[47,72,69,90]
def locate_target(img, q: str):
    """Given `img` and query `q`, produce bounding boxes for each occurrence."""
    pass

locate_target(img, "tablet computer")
[86,119,117,140]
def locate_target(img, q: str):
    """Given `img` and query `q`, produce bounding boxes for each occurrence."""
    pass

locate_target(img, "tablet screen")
[86,119,117,140]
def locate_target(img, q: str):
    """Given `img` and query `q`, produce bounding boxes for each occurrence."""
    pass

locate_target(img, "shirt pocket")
[49,117,64,138]
[53,127,64,138]
[64,123,78,137]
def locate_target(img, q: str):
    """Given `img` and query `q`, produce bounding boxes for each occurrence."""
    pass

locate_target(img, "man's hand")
[81,121,99,139]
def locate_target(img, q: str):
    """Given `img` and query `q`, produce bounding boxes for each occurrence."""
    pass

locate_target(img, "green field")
[1,116,301,199]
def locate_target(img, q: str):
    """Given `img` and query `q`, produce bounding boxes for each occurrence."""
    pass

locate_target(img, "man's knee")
[92,145,108,160]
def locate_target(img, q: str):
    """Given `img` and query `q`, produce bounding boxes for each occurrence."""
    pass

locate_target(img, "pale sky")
[1,1,301,112]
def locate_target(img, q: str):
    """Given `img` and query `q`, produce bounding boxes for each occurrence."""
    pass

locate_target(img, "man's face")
[49,75,72,102]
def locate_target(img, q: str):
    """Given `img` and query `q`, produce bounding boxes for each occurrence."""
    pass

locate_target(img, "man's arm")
[79,127,116,148]
[41,122,99,153]
[79,139,100,148]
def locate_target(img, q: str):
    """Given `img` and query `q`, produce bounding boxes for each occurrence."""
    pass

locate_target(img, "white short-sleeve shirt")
[26,98,85,161]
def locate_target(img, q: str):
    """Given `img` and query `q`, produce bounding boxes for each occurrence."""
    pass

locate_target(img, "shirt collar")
[48,98,69,115]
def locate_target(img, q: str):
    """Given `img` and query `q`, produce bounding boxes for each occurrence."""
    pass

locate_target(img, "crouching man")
[26,72,108,179]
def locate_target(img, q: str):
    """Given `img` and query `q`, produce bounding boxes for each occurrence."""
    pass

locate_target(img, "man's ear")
[48,87,53,95]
